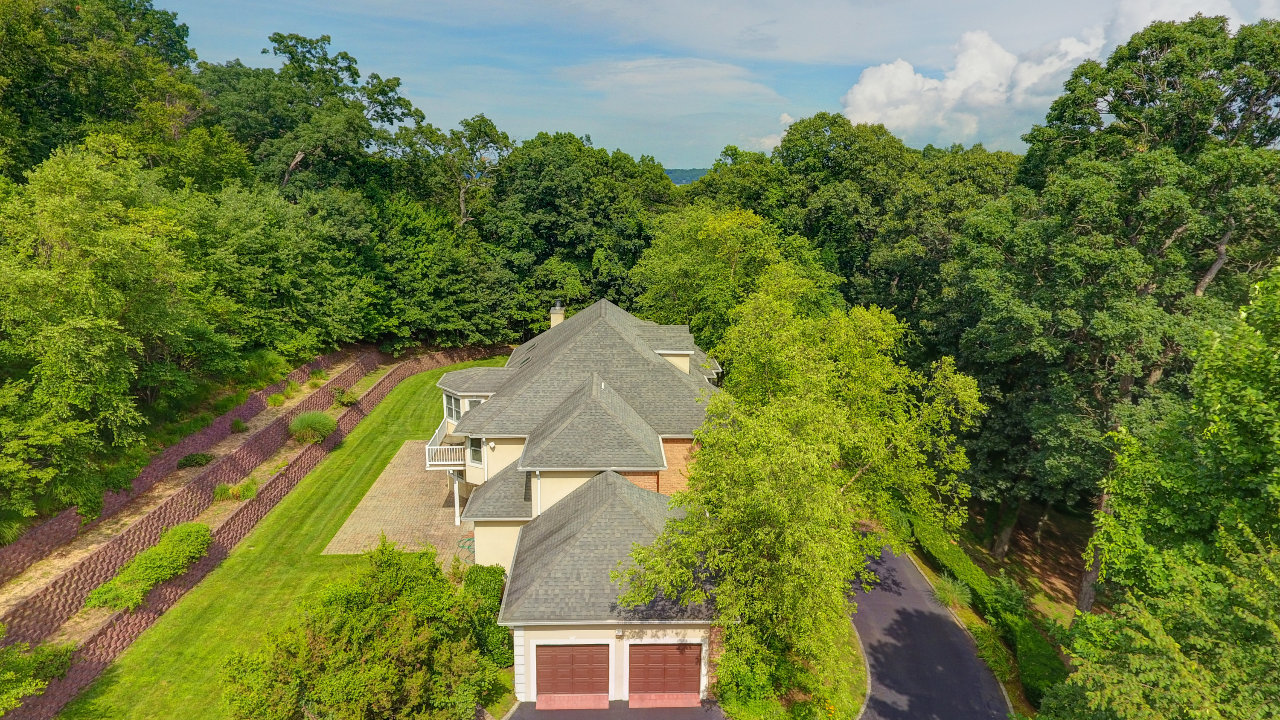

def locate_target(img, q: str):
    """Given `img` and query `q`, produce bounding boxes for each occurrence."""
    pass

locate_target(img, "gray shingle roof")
[519,375,666,470]
[437,366,514,395]
[451,300,715,439]
[498,471,713,625]
[460,461,532,521]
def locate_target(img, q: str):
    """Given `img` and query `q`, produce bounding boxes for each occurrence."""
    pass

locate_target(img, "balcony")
[425,419,466,469]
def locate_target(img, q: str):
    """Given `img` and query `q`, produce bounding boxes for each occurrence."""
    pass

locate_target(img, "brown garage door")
[628,643,702,707]
[535,644,609,709]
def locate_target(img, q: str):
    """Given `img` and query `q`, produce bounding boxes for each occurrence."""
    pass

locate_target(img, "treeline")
[0,1,672,535]
[2,3,1279,716]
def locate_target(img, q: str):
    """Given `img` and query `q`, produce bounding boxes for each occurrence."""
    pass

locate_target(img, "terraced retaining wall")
[9,346,503,720]
[0,351,383,645]
[0,349,353,586]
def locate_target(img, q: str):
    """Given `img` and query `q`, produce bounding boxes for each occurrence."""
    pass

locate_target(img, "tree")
[630,206,840,349]
[1091,271,1280,592]
[619,263,983,716]
[395,115,512,224]
[1041,532,1280,720]
[222,542,505,720]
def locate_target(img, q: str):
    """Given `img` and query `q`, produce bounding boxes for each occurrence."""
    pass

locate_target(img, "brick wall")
[620,472,659,492]
[0,349,352,586]
[658,438,695,495]
[6,346,506,720]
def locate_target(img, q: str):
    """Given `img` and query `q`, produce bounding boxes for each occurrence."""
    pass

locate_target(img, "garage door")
[535,644,609,710]
[628,643,702,708]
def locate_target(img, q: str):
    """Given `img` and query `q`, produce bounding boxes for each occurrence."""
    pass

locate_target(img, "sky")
[165,0,1280,168]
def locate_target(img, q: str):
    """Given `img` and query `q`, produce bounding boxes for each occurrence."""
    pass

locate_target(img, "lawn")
[59,356,508,720]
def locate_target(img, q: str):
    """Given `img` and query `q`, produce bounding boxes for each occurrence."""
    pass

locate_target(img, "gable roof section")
[450,300,714,439]
[437,366,514,396]
[519,375,665,470]
[498,471,712,625]
[460,461,531,521]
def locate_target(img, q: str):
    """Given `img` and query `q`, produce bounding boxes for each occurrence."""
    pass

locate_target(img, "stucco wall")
[658,438,694,495]
[660,353,691,373]
[537,471,597,514]
[487,437,525,478]
[512,624,711,702]
[474,520,525,570]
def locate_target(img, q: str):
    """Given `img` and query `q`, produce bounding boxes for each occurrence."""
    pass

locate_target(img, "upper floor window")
[468,437,483,464]
[445,394,462,422]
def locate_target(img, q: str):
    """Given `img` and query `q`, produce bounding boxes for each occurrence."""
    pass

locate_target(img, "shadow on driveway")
[852,548,1008,720]
[508,701,724,719]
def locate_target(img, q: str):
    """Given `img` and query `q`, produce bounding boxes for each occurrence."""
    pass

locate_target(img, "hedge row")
[83,523,212,612]
[911,517,1068,707]
[463,564,513,667]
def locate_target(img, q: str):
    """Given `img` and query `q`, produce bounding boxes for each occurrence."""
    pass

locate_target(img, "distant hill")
[664,168,709,185]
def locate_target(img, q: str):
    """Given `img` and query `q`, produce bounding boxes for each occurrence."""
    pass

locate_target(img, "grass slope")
[60,356,507,720]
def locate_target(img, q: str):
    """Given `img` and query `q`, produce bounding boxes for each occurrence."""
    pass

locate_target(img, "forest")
[0,2,1277,718]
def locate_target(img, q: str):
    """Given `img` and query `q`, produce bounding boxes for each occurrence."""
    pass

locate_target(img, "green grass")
[485,667,516,719]
[59,356,508,720]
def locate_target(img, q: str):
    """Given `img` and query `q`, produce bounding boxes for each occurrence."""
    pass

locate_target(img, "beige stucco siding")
[536,471,597,514]
[474,520,525,570]
[512,624,711,702]
[659,353,691,373]
[487,437,525,479]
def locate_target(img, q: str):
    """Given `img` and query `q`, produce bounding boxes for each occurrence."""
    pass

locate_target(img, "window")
[469,437,483,464]
[445,394,461,422]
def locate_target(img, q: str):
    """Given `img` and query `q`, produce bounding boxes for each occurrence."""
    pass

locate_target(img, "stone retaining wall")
[0,351,384,645]
[8,346,504,720]
[0,349,353,586]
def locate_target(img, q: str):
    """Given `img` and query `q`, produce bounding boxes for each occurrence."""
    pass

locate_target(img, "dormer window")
[445,394,462,422]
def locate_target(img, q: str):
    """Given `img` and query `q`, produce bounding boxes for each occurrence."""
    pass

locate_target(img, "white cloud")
[563,57,782,116]
[839,0,1261,149]
[749,112,797,150]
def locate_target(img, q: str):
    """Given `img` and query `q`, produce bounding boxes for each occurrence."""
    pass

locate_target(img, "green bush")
[282,380,300,399]
[931,573,972,610]
[85,523,212,611]
[912,518,995,612]
[0,627,74,713]
[967,620,1016,683]
[332,387,359,407]
[267,393,285,407]
[289,411,337,443]
[464,565,513,666]
[230,418,248,433]
[1001,612,1069,707]
[213,480,258,502]
[177,452,214,469]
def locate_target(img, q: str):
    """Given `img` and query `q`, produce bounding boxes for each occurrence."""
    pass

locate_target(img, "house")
[427,299,719,709]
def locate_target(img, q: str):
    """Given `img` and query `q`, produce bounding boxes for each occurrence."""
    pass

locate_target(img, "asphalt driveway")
[852,548,1009,720]
[507,701,725,719]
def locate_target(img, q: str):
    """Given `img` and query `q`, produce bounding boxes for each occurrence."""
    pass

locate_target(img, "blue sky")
[167,0,1278,168]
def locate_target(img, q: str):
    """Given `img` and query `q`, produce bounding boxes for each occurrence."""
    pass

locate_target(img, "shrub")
[289,411,337,443]
[931,573,972,610]
[0,628,74,713]
[267,393,285,407]
[213,480,258,502]
[177,452,214,469]
[230,418,249,433]
[464,565,513,666]
[912,518,994,612]
[1001,612,1069,707]
[967,620,1016,683]
[332,387,359,407]
[85,523,212,611]
[309,368,329,382]
[282,380,300,399]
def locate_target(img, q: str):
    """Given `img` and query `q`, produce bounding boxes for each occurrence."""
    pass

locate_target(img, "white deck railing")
[425,419,466,468]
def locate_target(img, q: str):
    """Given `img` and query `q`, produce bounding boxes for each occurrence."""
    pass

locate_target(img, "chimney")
[549,299,565,328]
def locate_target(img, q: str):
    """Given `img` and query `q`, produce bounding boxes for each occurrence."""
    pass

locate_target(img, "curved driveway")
[852,549,1009,720]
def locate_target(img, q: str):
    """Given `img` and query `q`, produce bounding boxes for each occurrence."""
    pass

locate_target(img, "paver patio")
[323,440,473,559]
